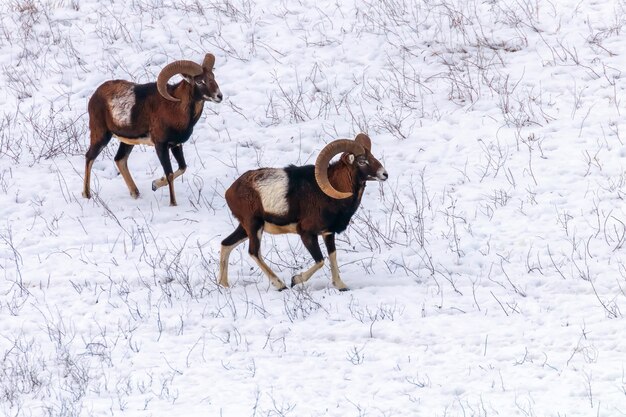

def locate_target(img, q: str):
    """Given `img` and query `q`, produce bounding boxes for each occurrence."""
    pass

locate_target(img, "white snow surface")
[1,0,626,416]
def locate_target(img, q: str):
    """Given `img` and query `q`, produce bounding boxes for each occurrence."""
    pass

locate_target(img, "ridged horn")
[202,53,215,71]
[156,60,204,102]
[355,133,371,151]
[314,139,366,199]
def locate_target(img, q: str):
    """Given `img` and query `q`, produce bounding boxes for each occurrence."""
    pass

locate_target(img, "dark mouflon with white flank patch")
[82,53,222,206]
[220,133,388,291]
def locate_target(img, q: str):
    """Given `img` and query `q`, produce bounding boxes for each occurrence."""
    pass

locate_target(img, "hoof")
[82,191,91,199]
[130,191,140,199]
[290,276,299,288]
[274,279,288,291]
[151,181,158,191]
[338,287,350,292]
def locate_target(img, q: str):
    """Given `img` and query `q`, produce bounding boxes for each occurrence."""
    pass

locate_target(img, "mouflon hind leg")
[219,224,248,288]
[83,130,112,199]
[246,221,287,290]
[114,142,139,198]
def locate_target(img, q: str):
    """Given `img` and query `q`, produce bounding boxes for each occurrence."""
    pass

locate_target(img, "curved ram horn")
[314,139,366,199]
[202,53,215,71]
[354,133,371,151]
[156,60,203,102]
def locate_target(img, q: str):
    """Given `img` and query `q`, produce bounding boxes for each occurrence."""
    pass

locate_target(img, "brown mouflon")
[82,53,222,206]
[220,133,388,291]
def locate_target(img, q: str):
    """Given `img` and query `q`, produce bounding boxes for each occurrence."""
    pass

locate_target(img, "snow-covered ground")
[1,0,626,415]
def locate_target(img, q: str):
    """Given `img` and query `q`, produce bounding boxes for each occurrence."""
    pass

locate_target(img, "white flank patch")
[5,2,626,416]
[109,88,135,126]
[255,169,289,215]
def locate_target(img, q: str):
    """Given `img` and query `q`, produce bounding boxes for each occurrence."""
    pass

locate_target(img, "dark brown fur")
[82,69,221,206]
[220,150,387,290]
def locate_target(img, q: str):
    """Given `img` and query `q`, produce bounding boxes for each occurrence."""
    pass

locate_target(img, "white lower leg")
[328,252,347,290]
[153,168,186,190]
[292,260,325,286]
[82,160,94,198]
[219,245,234,287]
[219,238,247,288]
[116,158,139,198]
[251,255,286,290]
